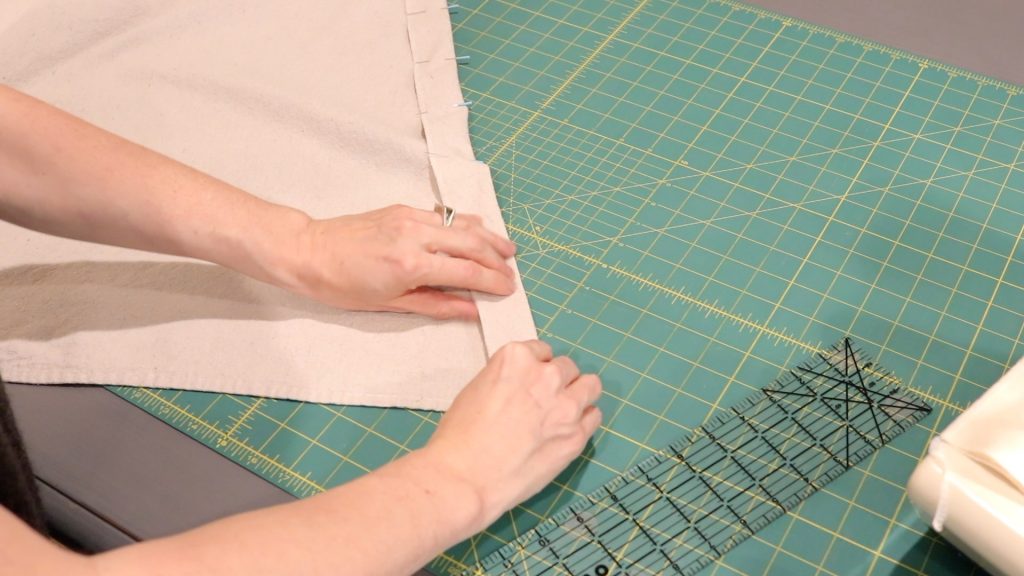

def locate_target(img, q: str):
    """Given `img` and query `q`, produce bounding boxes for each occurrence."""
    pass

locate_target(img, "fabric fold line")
[403,0,538,355]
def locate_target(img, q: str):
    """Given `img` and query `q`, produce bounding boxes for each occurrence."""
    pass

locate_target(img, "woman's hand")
[79,343,602,576]
[422,340,603,527]
[0,89,513,320]
[288,204,517,319]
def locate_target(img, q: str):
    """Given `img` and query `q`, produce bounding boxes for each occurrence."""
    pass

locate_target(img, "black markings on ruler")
[464,339,932,576]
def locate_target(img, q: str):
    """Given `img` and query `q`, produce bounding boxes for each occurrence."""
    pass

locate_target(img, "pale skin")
[0,85,603,575]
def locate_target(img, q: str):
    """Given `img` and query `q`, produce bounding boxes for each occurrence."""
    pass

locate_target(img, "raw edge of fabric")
[404,0,538,353]
[0,362,459,409]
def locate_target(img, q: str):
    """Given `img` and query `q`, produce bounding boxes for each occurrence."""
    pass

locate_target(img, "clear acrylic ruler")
[465,339,932,576]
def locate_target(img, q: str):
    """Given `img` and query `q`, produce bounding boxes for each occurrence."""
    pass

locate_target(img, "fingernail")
[504,263,515,278]
[504,239,517,255]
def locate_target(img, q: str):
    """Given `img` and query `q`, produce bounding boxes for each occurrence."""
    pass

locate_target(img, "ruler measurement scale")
[466,339,932,575]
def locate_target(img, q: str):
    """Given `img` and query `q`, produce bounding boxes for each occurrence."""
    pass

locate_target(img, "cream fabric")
[0,0,536,410]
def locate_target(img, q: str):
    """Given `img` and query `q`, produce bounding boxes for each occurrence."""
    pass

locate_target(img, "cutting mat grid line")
[454,2,999,569]
[112,1,1023,574]
[463,75,1022,383]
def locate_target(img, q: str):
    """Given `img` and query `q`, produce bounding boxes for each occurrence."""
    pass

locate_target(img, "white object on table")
[907,356,1024,576]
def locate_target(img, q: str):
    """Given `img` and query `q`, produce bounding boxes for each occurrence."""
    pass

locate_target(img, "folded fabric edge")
[404,0,539,355]
[1,363,455,411]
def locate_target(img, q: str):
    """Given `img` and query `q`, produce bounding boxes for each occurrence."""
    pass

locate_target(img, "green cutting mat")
[112,0,1024,574]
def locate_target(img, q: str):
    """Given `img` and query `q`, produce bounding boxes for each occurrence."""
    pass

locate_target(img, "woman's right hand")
[423,340,603,529]
[282,204,516,319]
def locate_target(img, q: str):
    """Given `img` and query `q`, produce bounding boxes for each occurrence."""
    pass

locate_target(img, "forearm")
[6,341,600,575]
[0,85,308,287]
[92,448,488,576]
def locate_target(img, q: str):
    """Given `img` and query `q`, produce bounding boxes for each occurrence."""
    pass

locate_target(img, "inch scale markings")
[464,338,931,576]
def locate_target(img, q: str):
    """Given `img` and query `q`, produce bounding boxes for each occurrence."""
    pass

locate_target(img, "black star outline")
[763,338,931,466]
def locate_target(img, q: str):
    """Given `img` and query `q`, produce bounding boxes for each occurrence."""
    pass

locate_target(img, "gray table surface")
[756,0,1023,87]
[8,1,1022,574]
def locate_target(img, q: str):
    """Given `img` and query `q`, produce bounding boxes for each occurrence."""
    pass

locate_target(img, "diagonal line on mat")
[508,111,1024,213]
[508,222,960,414]
[516,156,1015,256]
[489,0,650,162]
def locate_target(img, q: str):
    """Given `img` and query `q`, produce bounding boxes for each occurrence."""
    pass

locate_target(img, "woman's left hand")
[282,204,517,319]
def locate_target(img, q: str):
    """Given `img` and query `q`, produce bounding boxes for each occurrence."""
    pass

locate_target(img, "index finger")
[422,255,515,296]
[518,340,553,361]
[409,208,516,258]
[426,226,513,278]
